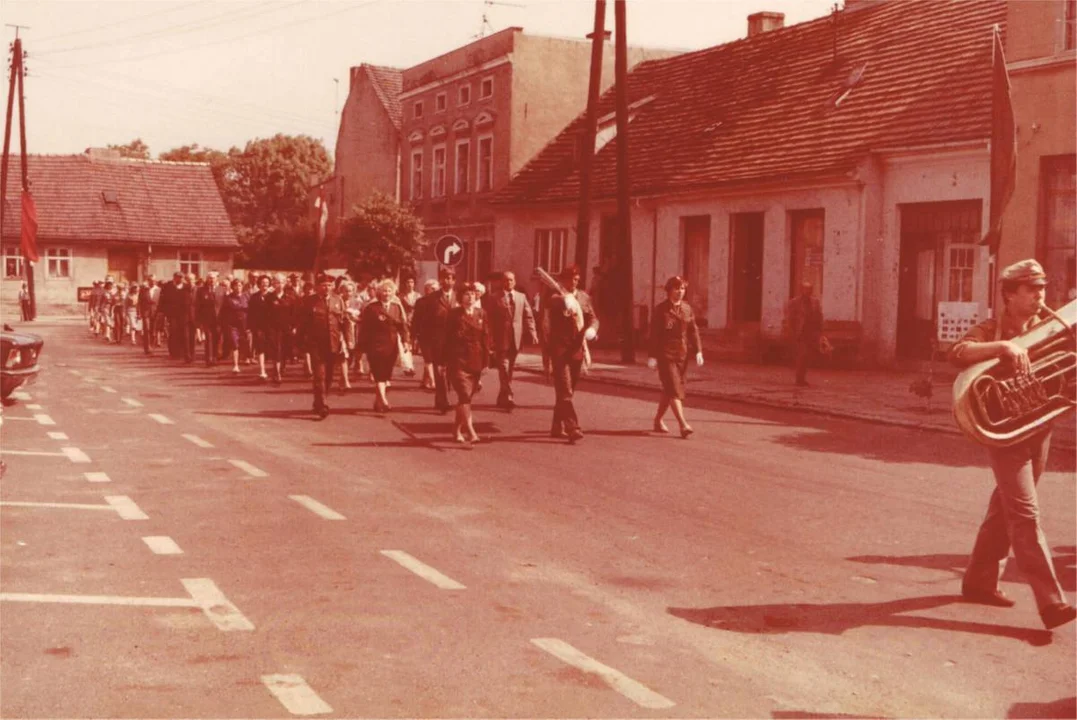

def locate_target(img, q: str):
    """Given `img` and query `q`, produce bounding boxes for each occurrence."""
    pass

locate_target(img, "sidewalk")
[515,348,1077,450]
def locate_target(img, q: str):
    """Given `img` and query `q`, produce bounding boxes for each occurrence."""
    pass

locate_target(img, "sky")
[3,0,839,159]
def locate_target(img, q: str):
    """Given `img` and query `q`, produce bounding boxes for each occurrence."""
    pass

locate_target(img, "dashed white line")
[1,450,66,457]
[84,472,111,483]
[142,536,183,555]
[99,386,118,394]
[46,431,69,440]
[261,674,333,716]
[11,390,31,401]
[104,495,149,520]
[289,495,344,520]
[229,459,268,478]
[68,369,82,376]
[380,550,465,590]
[25,403,42,410]
[148,413,174,425]
[0,592,196,608]
[61,447,92,464]
[181,578,254,631]
[1,501,114,512]
[183,434,214,448]
[34,414,56,426]
[530,638,676,710]
[121,397,144,408]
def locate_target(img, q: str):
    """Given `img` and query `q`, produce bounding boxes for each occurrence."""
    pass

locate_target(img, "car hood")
[1,330,44,346]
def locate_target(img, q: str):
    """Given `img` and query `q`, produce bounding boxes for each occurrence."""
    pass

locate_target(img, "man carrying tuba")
[948,259,1075,630]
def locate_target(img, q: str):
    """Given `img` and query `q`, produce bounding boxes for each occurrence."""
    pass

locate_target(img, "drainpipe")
[650,204,658,320]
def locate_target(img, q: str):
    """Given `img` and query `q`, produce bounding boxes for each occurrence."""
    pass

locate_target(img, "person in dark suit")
[411,279,441,390]
[247,275,271,380]
[262,275,289,385]
[359,278,409,413]
[545,264,598,443]
[162,271,196,362]
[196,272,225,366]
[416,268,457,412]
[785,281,823,387]
[647,275,704,438]
[443,282,493,443]
[297,273,352,418]
[488,270,538,409]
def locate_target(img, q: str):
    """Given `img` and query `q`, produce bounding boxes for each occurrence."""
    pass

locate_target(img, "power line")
[32,1,209,45]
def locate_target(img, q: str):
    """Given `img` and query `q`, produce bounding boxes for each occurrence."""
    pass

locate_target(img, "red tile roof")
[1,153,238,249]
[364,64,403,130]
[495,0,1006,205]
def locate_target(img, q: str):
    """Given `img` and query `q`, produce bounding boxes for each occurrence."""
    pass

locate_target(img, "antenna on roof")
[475,0,525,39]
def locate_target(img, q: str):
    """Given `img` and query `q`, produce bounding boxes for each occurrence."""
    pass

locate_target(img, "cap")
[316,272,332,284]
[1000,259,1047,286]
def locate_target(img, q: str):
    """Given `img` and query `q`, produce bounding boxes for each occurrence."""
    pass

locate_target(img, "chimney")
[843,0,886,12]
[85,148,121,160]
[747,11,785,38]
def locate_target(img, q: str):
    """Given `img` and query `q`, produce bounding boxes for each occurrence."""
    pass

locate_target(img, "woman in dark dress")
[221,278,250,373]
[443,282,492,444]
[647,275,704,438]
[359,279,409,412]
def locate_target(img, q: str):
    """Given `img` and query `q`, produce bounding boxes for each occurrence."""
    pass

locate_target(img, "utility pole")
[614,0,634,362]
[574,0,606,288]
[1,26,35,320]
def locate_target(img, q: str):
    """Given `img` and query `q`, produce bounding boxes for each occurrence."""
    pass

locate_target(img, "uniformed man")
[948,259,1075,630]
[298,273,352,418]
[545,264,598,443]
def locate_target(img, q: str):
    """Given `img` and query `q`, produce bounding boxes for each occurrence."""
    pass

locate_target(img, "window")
[1066,0,1076,51]
[3,246,23,278]
[46,248,72,279]
[1041,154,1076,307]
[435,92,447,113]
[458,84,471,106]
[178,251,202,277]
[946,245,976,302]
[413,100,424,119]
[477,135,493,192]
[455,140,470,194]
[410,150,423,201]
[432,145,447,198]
[534,229,568,275]
[479,77,493,99]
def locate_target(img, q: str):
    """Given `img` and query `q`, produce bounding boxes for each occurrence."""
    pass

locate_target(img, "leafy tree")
[338,192,426,279]
[108,138,151,159]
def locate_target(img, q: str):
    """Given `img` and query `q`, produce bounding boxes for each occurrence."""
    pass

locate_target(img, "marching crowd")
[85,264,707,443]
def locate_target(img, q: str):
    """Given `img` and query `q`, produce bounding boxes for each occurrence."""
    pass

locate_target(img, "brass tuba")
[952,299,1077,447]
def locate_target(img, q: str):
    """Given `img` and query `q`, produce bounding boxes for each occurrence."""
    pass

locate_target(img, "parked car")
[1,324,43,402]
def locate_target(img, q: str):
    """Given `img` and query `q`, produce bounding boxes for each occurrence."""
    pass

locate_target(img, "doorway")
[729,212,764,323]
[107,248,139,283]
[681,215,710,327]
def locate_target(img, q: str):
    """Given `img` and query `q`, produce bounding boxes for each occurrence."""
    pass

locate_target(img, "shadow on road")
[1006,696,1077,718]
[668,594,1054,646]
[773,712,890,719]
[846,547,1076,592]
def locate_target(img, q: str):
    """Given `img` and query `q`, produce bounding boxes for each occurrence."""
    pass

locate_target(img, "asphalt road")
[2,320,1074,719]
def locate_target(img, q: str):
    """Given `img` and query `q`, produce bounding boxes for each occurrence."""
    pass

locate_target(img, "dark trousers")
[496,349,518,404]
[169,319,194,361]
[201,321,220,365]
[141,309,158,353]
[20,300,30,321]
[551,355,583,433]
[794,339,814,384]
[434,363,451,410]
[310,348,335,412]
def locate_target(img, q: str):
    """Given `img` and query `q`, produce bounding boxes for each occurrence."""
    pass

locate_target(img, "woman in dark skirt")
[647,275,704,438]
[443,282,492,444]
[221,278,250,373]
[359,278,409,412]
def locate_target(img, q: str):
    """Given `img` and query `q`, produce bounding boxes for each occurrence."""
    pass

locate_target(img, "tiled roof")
[365,64,403,130]
[1,154,238,248]
[495,0,1006,205]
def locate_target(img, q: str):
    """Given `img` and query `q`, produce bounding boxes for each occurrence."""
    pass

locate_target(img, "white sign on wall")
[937,301,980,344]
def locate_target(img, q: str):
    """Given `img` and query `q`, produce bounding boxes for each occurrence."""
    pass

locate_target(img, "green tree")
[108,138,150,159]
[338,192,426,279]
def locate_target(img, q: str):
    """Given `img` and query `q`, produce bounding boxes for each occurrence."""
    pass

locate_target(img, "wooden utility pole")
[614,0,634,362]
[573,0,606,287]
[1,29,34,320]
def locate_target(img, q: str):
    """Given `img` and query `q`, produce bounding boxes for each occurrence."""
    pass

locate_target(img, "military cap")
[1000,259,1047,286]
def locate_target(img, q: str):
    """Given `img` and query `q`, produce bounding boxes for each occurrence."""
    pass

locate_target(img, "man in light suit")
[489,270,538,410]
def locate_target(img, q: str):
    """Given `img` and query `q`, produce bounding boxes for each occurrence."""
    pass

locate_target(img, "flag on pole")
[982,26,1016,252]
[20,190,39,263]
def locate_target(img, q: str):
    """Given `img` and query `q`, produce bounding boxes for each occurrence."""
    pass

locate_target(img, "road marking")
[104,496,149,520]
[0,592,197,608]
[181,578,254,631]
[262,674,333,716]
[289,495,344,520]
[530,638,676,710]
[34,414,56,426]
[121,397,144,408]
[84,472,111,483]
[380,550,465,590]
[61,447,92,463]
[68,369,82,376]
[11,390,31,400]
[148,413,174,425]
[47,431,69,440]
[142,536,183,555]
[1,415,34,421]
[25,403,42,410]
[99,385,118,394]
[1,449,67,457]
[183,434,214,448]
[2,501,112,511]
[230,459,268,478]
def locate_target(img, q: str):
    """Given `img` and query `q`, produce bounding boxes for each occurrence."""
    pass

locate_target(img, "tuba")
[952,299,1077,447]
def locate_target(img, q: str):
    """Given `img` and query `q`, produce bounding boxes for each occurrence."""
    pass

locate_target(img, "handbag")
[397,334,414,372]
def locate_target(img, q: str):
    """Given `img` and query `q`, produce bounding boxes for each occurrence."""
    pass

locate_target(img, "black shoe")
[795,379,809,387]
[550,429,565,439]
[567,428,584,444]
[1042,603,1077,630]
[961,587,1016,608]
[315,405,329,419]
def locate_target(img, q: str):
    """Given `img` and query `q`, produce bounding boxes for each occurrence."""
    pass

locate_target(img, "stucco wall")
[335,72,400,214]
[1006,0,1073,62]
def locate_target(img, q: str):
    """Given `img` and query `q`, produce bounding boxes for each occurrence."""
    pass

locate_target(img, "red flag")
[20,190,39,263]
[982,27,1016,251]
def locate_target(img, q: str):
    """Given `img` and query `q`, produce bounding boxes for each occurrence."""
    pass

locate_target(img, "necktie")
[507,293,514,315]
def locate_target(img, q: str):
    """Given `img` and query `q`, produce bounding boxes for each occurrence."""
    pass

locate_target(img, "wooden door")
[107,248,139,283]
[682,215,710,327]
[730,212,764,323]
